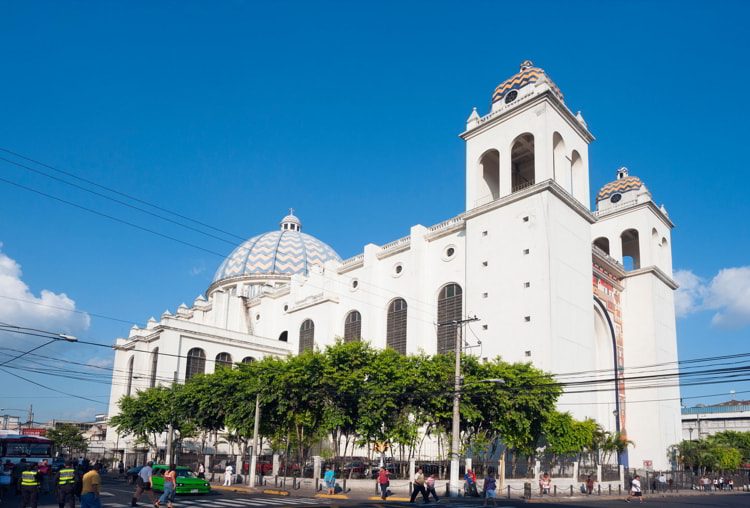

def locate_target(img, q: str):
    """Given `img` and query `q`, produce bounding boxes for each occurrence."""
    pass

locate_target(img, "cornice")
[625,265,679,290]
[595,201,675,229]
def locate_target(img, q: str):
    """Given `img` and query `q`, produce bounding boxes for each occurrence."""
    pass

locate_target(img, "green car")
[151,465,211,495]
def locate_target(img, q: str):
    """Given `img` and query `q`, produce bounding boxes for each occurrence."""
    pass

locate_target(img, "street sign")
[21,428,46,436]
[643,460,653,469]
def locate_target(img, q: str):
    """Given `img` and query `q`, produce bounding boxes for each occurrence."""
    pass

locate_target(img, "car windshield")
[176,469,195,478]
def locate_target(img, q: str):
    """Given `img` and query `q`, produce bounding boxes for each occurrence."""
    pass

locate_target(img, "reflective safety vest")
[58,468,75,485]
[21,470,40,487]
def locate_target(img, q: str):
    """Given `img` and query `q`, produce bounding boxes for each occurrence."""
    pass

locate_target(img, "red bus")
[0,433,53,486]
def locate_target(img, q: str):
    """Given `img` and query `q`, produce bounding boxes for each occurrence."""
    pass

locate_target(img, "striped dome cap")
[492,60,563,104]
[596,171,644,202]
[213,214,340,282]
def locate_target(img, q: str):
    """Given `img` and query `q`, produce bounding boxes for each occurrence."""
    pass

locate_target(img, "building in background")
[682,401,750,440]
[105,61,682,470]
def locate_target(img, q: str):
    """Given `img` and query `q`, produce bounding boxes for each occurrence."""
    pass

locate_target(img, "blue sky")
[0,0,748,422]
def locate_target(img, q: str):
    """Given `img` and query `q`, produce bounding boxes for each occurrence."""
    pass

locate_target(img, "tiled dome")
[596,173,644,201]
[212,214,340,283]
[492,60,563,104]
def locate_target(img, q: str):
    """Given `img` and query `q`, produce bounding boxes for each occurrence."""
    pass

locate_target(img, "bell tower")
[461,61,595,210]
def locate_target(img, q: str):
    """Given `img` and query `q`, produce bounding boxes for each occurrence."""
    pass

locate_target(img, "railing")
[592,244,624,269]
[380,235,411,252]
[427,213,465,233]
[683,404,750,415]
[512,180,535,193]
[339,253,364,268]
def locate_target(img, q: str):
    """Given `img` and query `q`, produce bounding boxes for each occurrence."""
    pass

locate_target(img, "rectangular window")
[524,316,531,322]
[523,249,530,255]
[523,216,529,222]
[482,231,488,237]
[524,282,531,288]
[482,324,488,330]
[482,292,488,298]
[482,261,488,267]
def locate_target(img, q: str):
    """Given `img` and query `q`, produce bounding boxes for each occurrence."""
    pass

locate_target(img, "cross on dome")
[280,210,302,232]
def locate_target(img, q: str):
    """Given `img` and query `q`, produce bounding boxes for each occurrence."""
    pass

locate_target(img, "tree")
[47,423,88,456]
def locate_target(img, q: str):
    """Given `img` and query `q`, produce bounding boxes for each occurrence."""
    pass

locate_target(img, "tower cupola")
[280,209,301,232]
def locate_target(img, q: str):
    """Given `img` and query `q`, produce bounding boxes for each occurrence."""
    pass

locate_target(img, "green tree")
[47,423,88,456]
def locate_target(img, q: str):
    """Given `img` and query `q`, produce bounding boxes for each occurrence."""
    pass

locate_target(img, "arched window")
[299,319,315,353]
[278,330,288,342]
[149,348,159,388]
[621,229,640,270]
[215,352,233,370]
[552,133,570,191]
[126,356,134,396]
[593,237,610,255]
[185,348,206,380]
[437,284,463,354]
[386,298,408,354]
[571,150,584,201]
[511,133,535,192]
[479,149,500,203]
[344,310,362,342]
[241,356,255,363]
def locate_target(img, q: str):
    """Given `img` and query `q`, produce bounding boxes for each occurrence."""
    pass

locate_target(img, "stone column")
[313,456,322,481]
[409,458,416,481]
[465,457,472,473]
[572,461,579,483]
[596,464,602,484]
[497,456,505,491]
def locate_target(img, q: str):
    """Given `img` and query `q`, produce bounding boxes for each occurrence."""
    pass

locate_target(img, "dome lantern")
[280,209,301,232]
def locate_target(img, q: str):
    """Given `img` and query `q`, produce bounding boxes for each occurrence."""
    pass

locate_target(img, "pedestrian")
[118,460,125,477]
[80,463,102,508]
[539,472,551,496]
[19,462,41,508]
[586,474,594,495]
[728,478,734,490]
[482,473,497,507]
[223,463,233,486]
[55,459,78,508]
[464,468,478,497]
[38,459,51,494]
[155,464,176,508]
[712,477,718,491]
[410,467,428,503]
[425,473,439,503]
[12,458,27,495]
[323,466,336,495]
[378,467,390,500]
[719,476,724,490]
[657,472,667,496]
[626,474,643,503]
[131,460,156,507]
[197,462,205,479]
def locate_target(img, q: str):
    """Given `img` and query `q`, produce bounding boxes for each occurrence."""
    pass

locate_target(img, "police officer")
[55,460,77,508]
[19,462,41,508]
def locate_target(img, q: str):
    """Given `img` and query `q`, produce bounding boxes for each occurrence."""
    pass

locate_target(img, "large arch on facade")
[437,283,463,354]
[386,298,408,354]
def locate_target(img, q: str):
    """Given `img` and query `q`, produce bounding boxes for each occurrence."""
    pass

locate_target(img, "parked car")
[342,460,368,479]
[150,464,211,494]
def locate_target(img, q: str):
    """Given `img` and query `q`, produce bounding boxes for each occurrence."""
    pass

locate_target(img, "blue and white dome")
[212,213,341,285]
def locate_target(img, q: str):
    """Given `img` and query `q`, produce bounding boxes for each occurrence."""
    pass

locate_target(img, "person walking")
[425,474,439,503]
[464,468,478,497]
[539,473,552,496]
[80,463,102,508]
[19,462,41,508]
[131,461,156,507]
[586,475,595,495]
[409,467,428,504]
[378,467,390,500]
[482,473,498,507]
[38,459,51,494]
[323,466,336,495]
[626,474,643,503]
[155,464,176,508]
[55,459,78,508]
[197,463,205,479]
[223,463,233,486]
[657,472,667,496]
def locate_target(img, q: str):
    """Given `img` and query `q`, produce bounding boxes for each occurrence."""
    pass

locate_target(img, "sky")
[0,0,749,423]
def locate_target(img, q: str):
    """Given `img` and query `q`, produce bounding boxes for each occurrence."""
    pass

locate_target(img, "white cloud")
[0,248,90,340]
[86,357,113,369]
[674,266,750,328]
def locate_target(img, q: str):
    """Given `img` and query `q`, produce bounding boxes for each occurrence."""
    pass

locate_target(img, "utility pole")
[28,405,34,430]
[248,394,261,487]
[165,371,177,465]
[438,315,480,497]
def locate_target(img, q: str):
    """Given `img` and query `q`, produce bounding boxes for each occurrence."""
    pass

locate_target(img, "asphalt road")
[1,476,748,508]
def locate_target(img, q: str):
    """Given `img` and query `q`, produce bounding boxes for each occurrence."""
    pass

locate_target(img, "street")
[1,474,749,508]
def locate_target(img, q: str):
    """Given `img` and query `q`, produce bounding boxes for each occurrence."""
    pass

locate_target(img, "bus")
[0,432,53,486]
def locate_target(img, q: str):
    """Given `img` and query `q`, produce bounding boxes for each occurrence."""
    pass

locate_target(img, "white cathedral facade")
[105,61,682,470]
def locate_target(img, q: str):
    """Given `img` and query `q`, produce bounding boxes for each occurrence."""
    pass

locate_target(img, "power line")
[0,147,246,241]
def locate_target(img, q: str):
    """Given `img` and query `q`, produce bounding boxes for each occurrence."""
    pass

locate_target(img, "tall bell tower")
[461,60,594,210]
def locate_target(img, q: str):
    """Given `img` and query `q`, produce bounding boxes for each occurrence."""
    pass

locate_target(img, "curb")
[315,493,349,499]
[263,489,291,496]
[367,496,411,501]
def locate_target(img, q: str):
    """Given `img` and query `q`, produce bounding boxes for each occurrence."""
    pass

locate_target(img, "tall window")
[387,298,408,354]
[241,356,255,363]
[126,356,134,396]
[479,149,500,202]
[149,348,159,388]
[299,319,315,353]
[185,348,206,380]
[511,133,535,192]
[621,229,641,270]
[344,310,362,342]
[593,237,610,255]
[215,352,233,370]
[437,283,463,354]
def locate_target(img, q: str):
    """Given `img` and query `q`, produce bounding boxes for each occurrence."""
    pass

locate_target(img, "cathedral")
[105,61,682,470]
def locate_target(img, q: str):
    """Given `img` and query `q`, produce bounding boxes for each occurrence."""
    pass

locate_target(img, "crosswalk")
[9,495,338,508]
